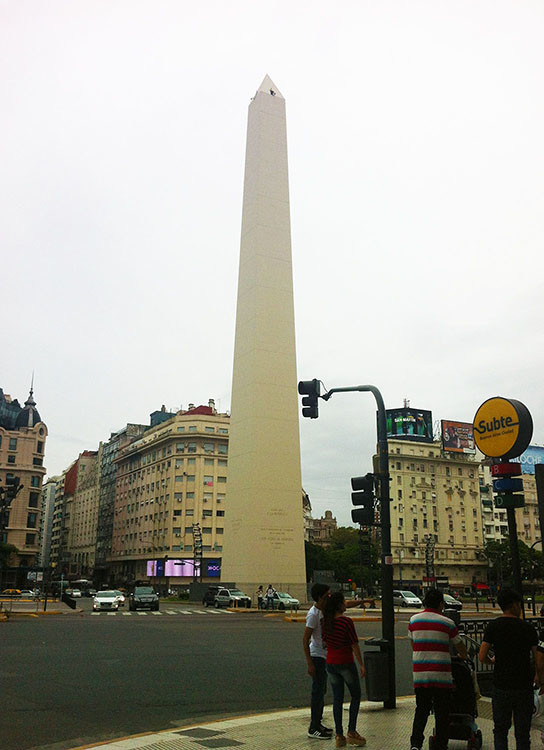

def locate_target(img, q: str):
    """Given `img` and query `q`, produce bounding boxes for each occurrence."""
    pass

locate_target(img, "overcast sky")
[2,1,543,526]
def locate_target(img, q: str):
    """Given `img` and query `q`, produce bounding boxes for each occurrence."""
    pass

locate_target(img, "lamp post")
[529,539,542,616]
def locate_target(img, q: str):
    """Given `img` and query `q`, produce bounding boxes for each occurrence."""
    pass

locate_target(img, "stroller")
[429,657,483,750]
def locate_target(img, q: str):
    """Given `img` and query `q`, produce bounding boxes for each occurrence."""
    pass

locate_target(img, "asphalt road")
[1,608,414,750]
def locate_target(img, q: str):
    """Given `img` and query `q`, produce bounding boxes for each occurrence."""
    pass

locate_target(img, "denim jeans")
[410,687,451,750]
[326,662,361,736]
[309,656,327,731]
[492,686,534,750]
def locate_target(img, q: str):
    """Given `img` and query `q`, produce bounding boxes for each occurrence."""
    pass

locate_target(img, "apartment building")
[69,449,102,576]
[109,401,229,585]
[387,438,487,591]
[0,387,47,585]
[38,476,59,568]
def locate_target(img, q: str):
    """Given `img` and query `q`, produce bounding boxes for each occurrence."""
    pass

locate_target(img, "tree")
[304,542,331,583]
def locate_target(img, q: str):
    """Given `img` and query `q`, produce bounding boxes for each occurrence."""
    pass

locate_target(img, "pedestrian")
[322,591,366,747]
[408,587,467,750]
[265,584,275,610]
[479,588,541,750]
[256,585,264,610]
[303,583,333,739]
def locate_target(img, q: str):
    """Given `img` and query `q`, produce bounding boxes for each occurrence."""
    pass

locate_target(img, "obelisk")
[221,76,306,601]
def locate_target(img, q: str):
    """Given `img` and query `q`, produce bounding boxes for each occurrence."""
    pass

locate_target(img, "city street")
[1,609,414,750]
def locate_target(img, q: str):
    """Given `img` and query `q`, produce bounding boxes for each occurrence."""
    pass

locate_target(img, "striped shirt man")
[408,608,461,688]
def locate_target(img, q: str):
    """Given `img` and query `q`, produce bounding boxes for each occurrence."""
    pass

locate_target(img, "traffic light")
[351,473,376,526]
[298,379,320,419]
[491,462,525,509]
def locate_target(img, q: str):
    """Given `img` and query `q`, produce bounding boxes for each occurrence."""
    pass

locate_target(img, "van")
[393,590,422,608]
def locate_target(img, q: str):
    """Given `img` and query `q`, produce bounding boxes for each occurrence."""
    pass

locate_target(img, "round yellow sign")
[473,397,532,459]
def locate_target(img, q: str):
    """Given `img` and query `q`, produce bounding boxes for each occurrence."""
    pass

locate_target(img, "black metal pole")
[507,508,524,614]
[536,465,544,551]
[359,528,364,596]
[320,383,396,709]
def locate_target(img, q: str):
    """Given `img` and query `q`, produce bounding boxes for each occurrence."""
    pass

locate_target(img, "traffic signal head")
[351,473,376,526]
[298,379,320,419]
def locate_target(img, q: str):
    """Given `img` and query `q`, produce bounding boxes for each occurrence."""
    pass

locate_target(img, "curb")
[284,614,388,623]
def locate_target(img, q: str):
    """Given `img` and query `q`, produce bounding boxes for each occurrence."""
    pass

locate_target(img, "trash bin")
[363,638,390,702]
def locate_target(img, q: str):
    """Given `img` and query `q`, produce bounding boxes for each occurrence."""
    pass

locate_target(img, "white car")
[112,590,126,606]
[19,590,36,599]
[71,589,82,598]
[93,591,121,611]
[393,590,423,608]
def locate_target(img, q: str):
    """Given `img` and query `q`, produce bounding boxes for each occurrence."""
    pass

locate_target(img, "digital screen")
[441,420,476,454]
[385,408,433,443]
[206,560,221,577]
[146,559,200,577]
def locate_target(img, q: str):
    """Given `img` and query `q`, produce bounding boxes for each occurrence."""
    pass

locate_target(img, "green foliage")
[484,538,544,585]
[0,542,18,568]
[305,526,380,586]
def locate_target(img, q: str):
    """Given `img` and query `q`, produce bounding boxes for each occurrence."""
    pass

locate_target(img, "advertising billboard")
[385,408,433,443]
[441,420,476,454]
[146,559,200,577]
[513,445,544,475]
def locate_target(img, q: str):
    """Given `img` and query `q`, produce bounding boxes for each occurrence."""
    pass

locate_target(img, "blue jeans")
[326,662,361,736]
[309,656,327,730]
[492,686,534,750]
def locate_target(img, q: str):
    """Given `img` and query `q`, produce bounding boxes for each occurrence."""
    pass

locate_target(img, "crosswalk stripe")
[122,612,131,615]
[165,610,178,615]
[152,611,163,615]
[107,612,116,616]
[91,612,100,615]
[192,610,208,614]
[179,610,194,614]
[137,611,147,615]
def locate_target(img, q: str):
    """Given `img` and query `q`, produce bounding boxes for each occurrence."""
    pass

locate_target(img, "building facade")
[38,476,59,568]
[69,449,101,576]
[109,402,229,586]
[309,510,338,547]
[0,387,47,585]
[387,438,487,592]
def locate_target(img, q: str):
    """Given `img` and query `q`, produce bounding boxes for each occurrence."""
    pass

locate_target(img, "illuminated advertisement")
[385,408,433,443]
[513,445,544,475]
[441,420,476,454]
[146,558,221,577]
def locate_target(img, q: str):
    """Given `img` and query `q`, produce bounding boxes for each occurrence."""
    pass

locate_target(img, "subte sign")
[472,397,533,460]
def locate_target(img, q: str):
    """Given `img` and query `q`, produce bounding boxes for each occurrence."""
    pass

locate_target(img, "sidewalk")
[72,696,543,750]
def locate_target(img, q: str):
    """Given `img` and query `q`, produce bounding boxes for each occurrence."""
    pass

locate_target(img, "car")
[84,588,97,598]
[93,590,120,611]
[271,591,300,611]
[1,589,21,598]
[129,586,159,611]
[393,590,423,608]
[214,588,251,609]
[111,589,126,606]
[19,590,36,599]
[202,585,220,607]
[70,589,82,598]
[443,594,463,612]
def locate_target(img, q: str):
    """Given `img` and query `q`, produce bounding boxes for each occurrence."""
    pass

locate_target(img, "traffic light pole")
[322,384,395,709]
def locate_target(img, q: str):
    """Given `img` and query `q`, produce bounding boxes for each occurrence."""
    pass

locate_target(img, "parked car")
[443,594,463,612]
[111,589,126,606]
[1,589,21,598]
[93,591,120,612]
[393,590,422,608]
[202,585,220,607]
[214,588,251,608]
[129,586,159,611]
[271,591,300,611]
[18,590,36,599]
[71,589,82,598]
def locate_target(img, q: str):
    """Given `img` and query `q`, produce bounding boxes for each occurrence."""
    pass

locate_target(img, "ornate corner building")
[0,386,47,586]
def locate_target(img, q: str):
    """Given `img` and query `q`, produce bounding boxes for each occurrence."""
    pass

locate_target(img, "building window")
[25,533,35,545]
[9,438,17,451]
[30,476,40,488]
[175,459,184,468]
[203,476,213,486]
[176,443,185,452]
[202,527,212,534]
[177,427,185,433]
[186,509,194,516]
[184,527,193,534]
[189,426,196,433]
[186,492,195,499]
[205,427,214,433]
[29,493,39,508]
[33,457,43,466]
[397,490,402,499]
[218,444,227,455]
[188,443,196,453]
[175,476,184,483]
[217,476,227,483]
[7,455,15,464]
[218,428,228,435]
[204,458,214,466]
[186,475,195,482]
[446,466,450,476]
[203,510,213,517]
[204,442,214,453]
[216,510,225,517]
[27,513,37,529]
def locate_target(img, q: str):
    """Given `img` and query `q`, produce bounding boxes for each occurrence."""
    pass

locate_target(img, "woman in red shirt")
[322,591,366,747]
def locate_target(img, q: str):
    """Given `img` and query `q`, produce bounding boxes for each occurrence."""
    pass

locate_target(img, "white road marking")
[137,611,147,615]
[152,611,163,615]
[165,610,178,615]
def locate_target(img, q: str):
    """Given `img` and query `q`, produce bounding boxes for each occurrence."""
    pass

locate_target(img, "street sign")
[493,478,524,493]
[491,462,522,477]
[473,397,533,459]
[494,493,525,509]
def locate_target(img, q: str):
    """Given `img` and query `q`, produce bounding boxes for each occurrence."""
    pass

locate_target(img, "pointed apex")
[256,75,283,99]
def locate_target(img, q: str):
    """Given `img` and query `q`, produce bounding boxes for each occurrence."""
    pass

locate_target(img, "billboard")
[385,408,433,442]
[146,558,221,578]
[441,420,476,454]
[513,445,544,475]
